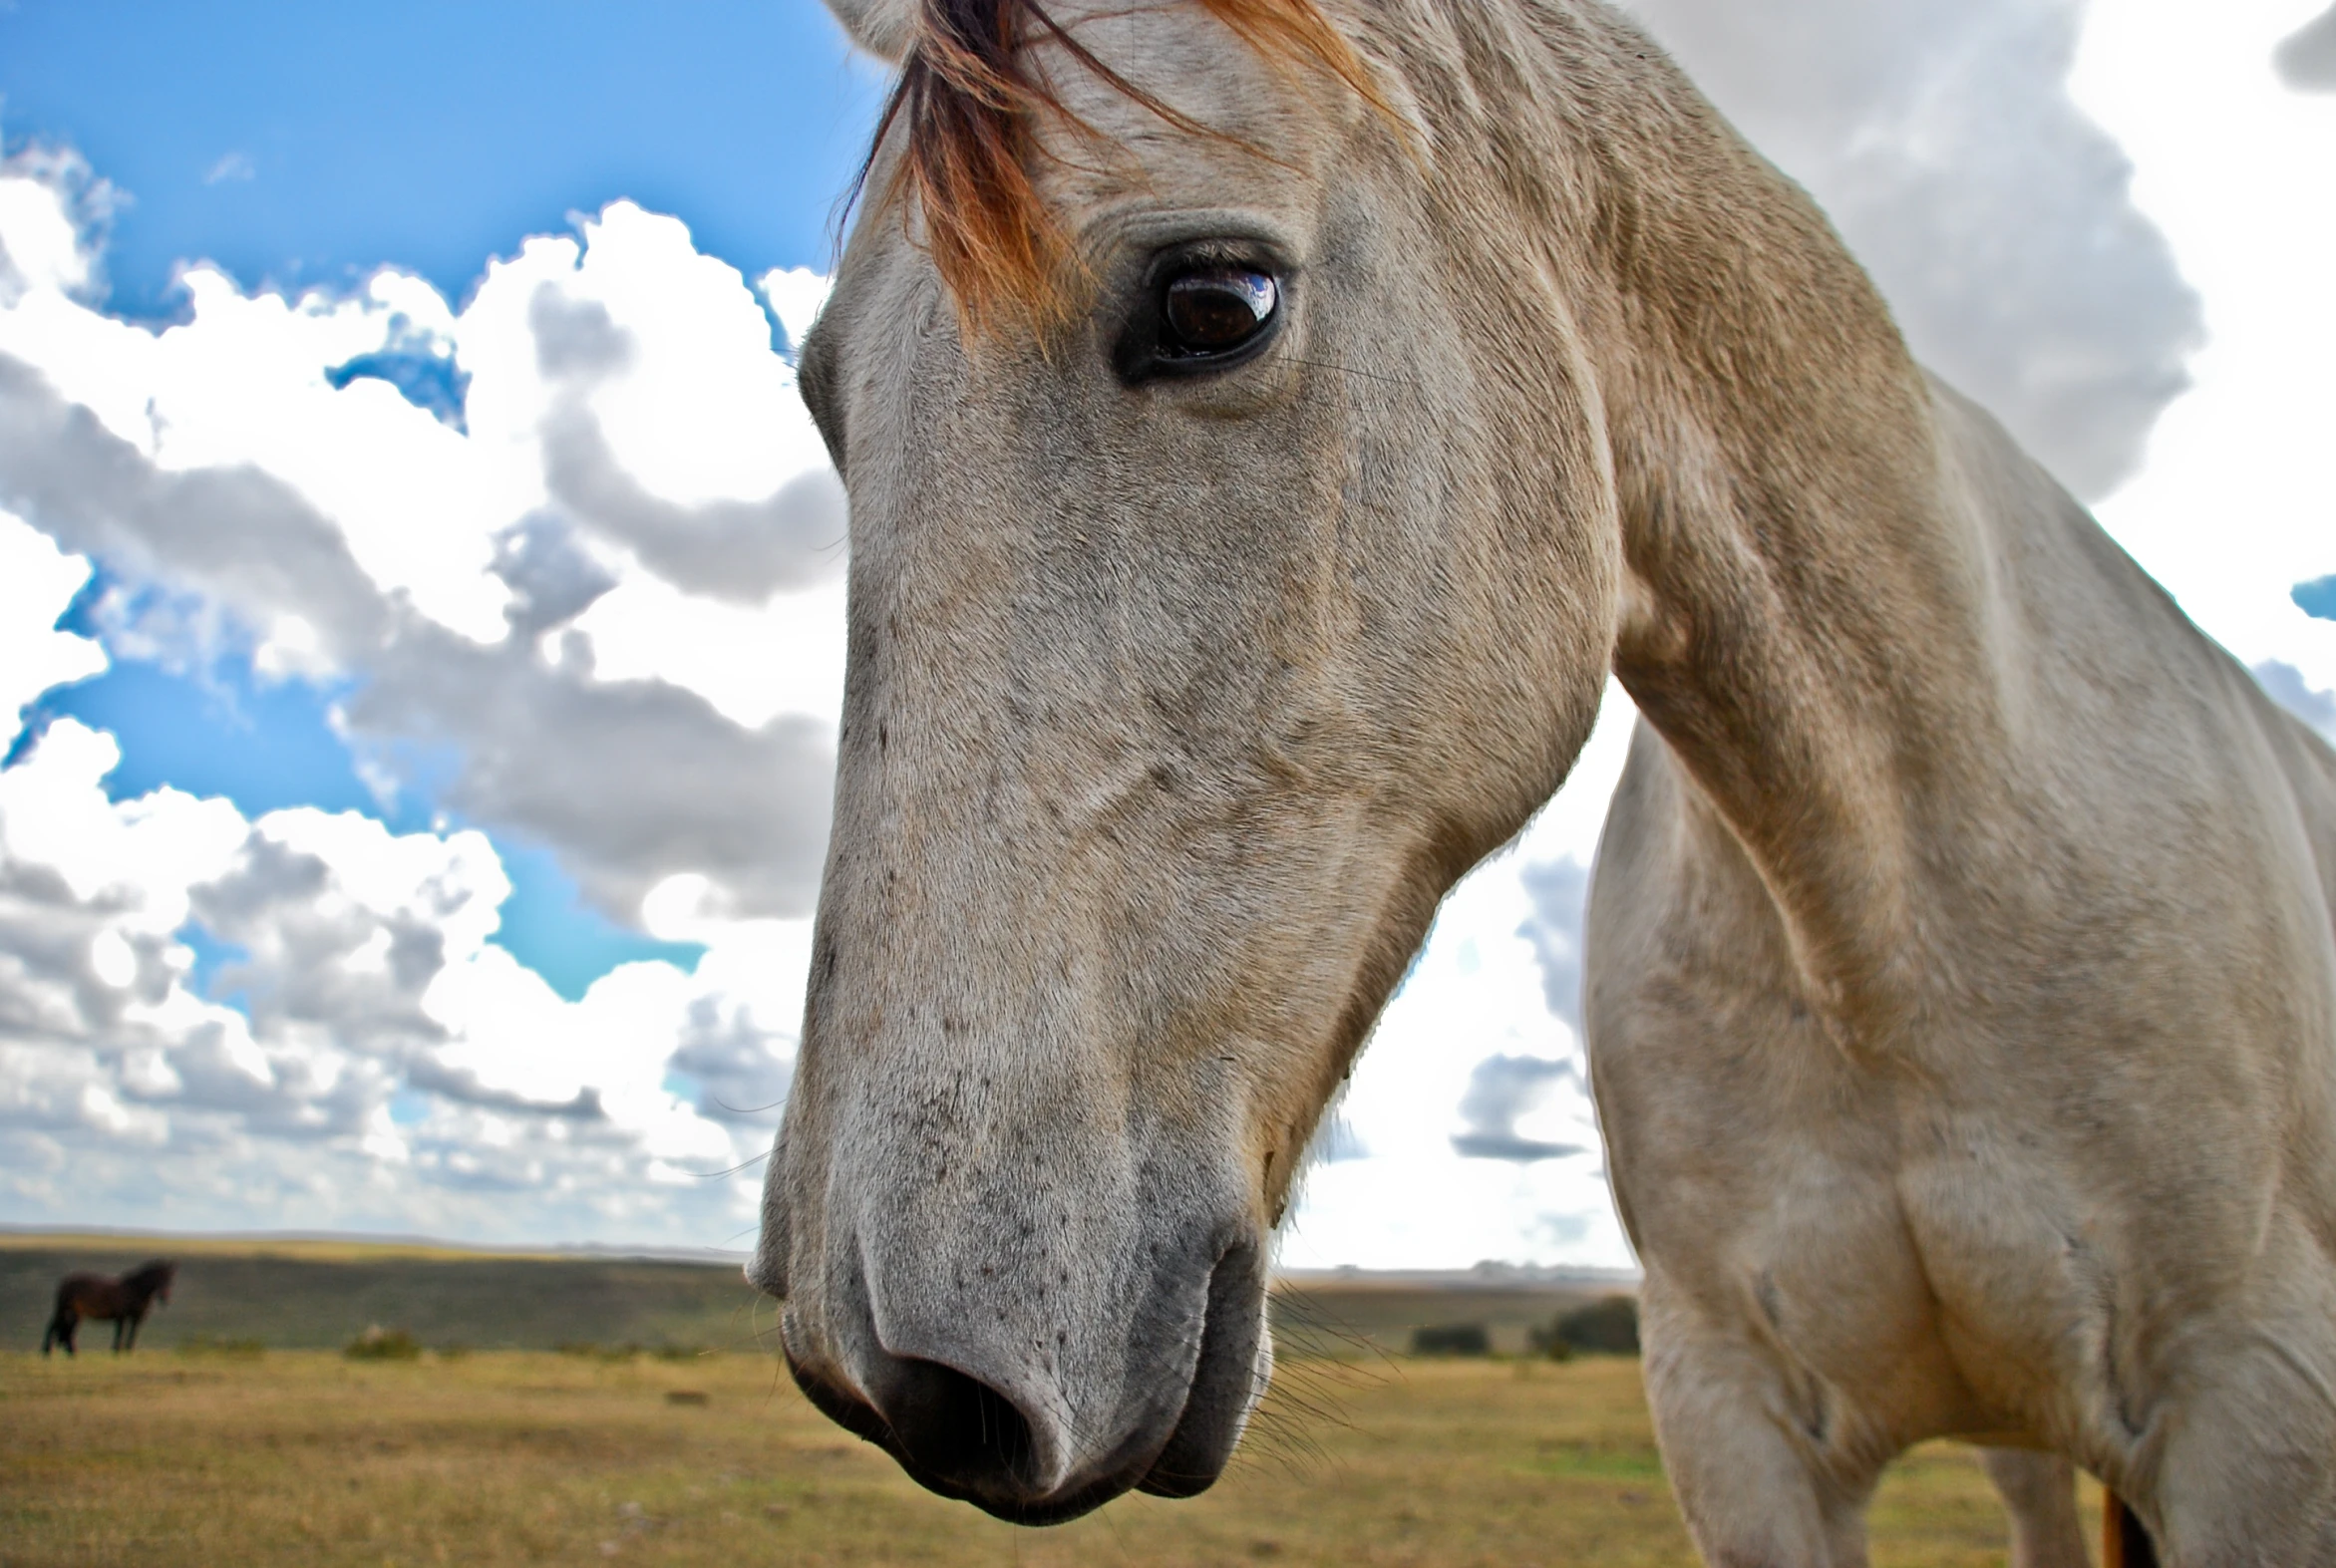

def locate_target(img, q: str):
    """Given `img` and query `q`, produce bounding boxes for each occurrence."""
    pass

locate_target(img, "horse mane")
[129,1260,175,1289]
[859,0,1388,328]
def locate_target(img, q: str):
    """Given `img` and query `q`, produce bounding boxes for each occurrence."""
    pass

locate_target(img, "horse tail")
[43,1278,88,1356]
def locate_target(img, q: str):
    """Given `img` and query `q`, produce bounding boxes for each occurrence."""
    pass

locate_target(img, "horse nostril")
[872,1356,1044,1499]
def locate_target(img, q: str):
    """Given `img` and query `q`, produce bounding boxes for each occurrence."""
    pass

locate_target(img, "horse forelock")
[858,0,1388,330]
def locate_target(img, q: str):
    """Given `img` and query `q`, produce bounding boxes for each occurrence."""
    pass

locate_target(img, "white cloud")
[2072,0,2336,694]
[0,169,845,929]
[0,507,106,738]
[0,702,811,1240]
[1623,0,2201,500]
[570,572,847,730]
[761,265,833,358]
[0,163,835,1244]
[0,152,103,303]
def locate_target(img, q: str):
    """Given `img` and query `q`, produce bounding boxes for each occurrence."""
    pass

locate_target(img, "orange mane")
[858,0,1388,329]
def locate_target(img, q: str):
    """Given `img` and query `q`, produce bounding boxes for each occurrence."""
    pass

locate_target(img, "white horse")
[753,0,2336,1559]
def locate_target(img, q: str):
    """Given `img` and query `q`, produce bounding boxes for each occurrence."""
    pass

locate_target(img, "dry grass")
[0,1350,2100,1566]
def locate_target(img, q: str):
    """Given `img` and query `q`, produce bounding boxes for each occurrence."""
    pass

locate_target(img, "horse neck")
[1506,8,2015,1031]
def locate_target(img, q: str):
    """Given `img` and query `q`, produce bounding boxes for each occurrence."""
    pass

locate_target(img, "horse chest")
[1597,1011,2115,1433]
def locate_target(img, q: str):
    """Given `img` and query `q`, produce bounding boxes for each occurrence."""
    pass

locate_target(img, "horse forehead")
[1037,0,1346,208]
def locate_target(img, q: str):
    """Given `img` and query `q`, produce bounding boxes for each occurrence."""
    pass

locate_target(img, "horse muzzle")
[779,1235,1268,1523]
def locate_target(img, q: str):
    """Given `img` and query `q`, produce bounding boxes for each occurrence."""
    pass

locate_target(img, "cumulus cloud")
[1515,856,1588,1033]
[2277,3,2336,90]
[0,159,838,1241]
[1623,0,2201,499]
[666,995,796,1128]
[0,510,107,735]
[1452,1055,1585,1162]
[0,701,813,1236]
[541,405,847,604]
[347,625,835,921]
[1446,857,1593,1163]
[760,266,832,360]
[0,167,844,927]
[0,147,115,305]
[0,357,397,663]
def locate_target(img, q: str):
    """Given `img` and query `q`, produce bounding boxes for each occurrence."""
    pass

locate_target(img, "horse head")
[140,1260,176,1305]
[759,0,1656,1522]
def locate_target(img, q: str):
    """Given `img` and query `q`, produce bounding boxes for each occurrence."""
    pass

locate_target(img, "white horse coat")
[758,0,2336,1558]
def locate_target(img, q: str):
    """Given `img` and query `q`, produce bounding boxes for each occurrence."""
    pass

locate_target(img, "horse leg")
[2136,1330,2336,1566]
[1643,1300,1876,1567]
[123,1310,141,1352]
[1980,1448,2089,1568]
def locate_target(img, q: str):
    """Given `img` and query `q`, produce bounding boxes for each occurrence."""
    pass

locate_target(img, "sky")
[0,0,2331,1267]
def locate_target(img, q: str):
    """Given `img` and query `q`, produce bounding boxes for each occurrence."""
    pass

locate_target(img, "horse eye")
[1161,267,1279,357]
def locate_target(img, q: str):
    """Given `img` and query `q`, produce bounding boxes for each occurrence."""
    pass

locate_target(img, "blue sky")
[0,0,874,1005]
[0,0,885,317]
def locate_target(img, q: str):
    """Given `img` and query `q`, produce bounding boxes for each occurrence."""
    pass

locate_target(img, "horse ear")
[826,0,921,66]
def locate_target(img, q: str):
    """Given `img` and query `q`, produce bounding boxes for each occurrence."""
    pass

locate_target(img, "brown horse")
[41,1260,175,1356]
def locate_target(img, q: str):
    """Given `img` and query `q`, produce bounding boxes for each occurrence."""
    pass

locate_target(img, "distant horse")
[42,1260,176,1355]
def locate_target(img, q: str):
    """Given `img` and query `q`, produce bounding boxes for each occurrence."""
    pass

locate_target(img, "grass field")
[0,1348,2106,1566]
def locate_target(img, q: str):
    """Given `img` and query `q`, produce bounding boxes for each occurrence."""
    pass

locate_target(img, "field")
[1,1351,2113,1567]
[0,1236,1618,1361]
[0,1235,2107,1565]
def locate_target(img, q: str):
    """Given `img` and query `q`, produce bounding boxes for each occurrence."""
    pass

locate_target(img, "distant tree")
[1410,1323,1492,1357]
[1545,1296,1639,1357]
[1525,1321,1575,1361]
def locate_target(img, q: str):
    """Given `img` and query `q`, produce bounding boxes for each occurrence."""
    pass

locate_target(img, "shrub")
[1549,1296,1640,1357]
[1524,1322,1576,1362]
[1409,1323,1492,1357]
[345,1325,423,1361]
